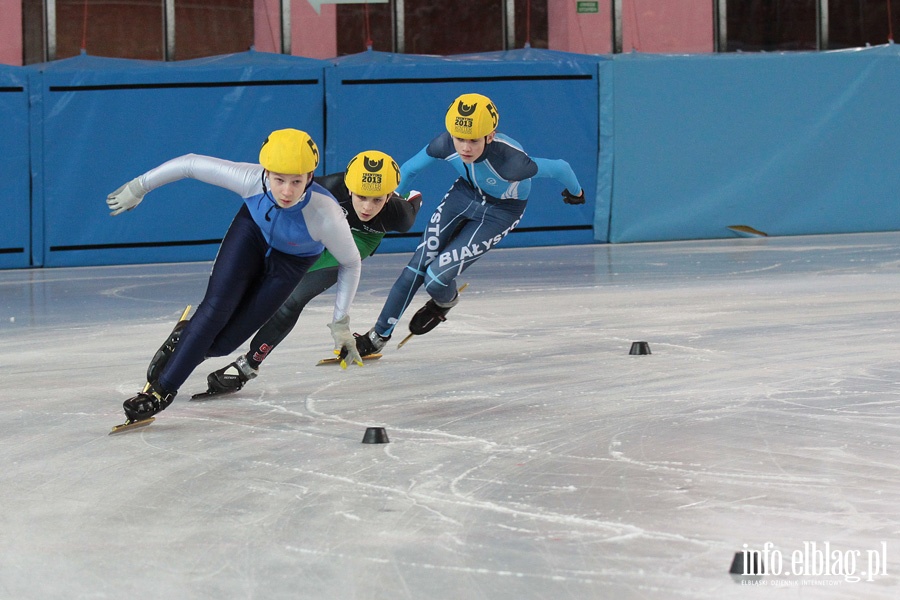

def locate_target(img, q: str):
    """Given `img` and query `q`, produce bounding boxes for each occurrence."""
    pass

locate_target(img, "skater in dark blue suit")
[105,129,363,423]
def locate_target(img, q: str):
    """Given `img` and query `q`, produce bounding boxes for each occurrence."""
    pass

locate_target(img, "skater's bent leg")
[245,267,338,368]
[159,295,246,393]
[423,264,460,305]
[157,206,266,393]
[422,199,526,304]
[206,251,319,358]
[375,262,426,337]
[373,192,470,336]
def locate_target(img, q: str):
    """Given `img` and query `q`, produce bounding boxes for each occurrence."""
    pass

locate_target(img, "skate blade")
[190,390,235,401]
[179,305,192,320]
[109,417,155,435]
[317,353,382,366]
[397,333,415,349]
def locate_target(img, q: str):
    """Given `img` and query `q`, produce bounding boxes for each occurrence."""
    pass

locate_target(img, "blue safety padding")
[29,51,327,267]
[0,65,30,268]
[325,49,606,253]
[608,44,900,242]
[11,44,900,271]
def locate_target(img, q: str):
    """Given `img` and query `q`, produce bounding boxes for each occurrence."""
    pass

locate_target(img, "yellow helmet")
[344,150,401,196]
[259,129,319,174]
[445,93,499,139]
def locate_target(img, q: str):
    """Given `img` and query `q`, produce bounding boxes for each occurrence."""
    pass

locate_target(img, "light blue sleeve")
[139,154,262,199]
[397,146,439,195]
[531,157,583,196]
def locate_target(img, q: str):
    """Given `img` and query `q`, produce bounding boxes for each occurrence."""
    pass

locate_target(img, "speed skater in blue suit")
[354,92,587,356]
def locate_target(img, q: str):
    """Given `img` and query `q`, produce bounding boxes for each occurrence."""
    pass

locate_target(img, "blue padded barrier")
[29,51,327,267]
[325,49,606,254]
[607,45,900,242]
[0,65,30,269]
[11,44,900,270]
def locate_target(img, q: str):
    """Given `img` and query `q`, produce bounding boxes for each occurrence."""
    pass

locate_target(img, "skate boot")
[408,293,459,335]
[205,355,258,396]
[146,315,190,386]
[122,380,176,422]
[355,328,390,357]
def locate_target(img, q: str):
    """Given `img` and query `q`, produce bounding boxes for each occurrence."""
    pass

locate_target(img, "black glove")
[562,189,585,205]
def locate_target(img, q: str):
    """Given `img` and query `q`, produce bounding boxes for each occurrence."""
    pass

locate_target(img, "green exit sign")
[577,1,599,13]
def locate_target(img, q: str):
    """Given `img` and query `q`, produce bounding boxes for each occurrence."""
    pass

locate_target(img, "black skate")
[355,328,391,357]
[192,356,258,400]
[409,299,456,335]
[109,306,190,434]
[146,306,192,385]
[122,381,177,422]
[398,284,468,348]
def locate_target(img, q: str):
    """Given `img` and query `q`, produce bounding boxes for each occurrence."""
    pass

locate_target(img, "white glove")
[106,178,147,216]
[327,315,363,369]
[405,190,422,203]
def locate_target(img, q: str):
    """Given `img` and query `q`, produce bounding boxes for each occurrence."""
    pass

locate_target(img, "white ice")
[1,233,899,599]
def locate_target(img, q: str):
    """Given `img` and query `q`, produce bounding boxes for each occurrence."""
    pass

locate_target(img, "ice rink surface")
[2,233,899,599]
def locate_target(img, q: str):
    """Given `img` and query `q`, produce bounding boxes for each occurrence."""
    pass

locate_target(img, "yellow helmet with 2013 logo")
[259,129,320,175]
[445,93,499,139]
[344,150,401,196]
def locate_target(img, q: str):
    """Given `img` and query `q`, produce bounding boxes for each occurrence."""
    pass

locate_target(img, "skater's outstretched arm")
[396,145,440,196]
[106,154,262,215]
[530,157,585,204]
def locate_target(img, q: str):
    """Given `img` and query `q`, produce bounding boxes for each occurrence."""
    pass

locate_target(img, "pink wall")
[254,0,337,57]
[548,0,713,55]
[253,0,282,53]
[0,0,23,65]
[549,0,613,54]
[291,0,337,59]
[0,0,714,66]
[622,0,713,53]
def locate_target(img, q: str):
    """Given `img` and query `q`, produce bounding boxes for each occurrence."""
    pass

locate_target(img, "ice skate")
[354,328,391,357]
[192,356,258,399]
[146,305,192,385]
[398,283,468,348]
[408,296,458,335]
[110,307,190,434]
[121,380,177,422]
